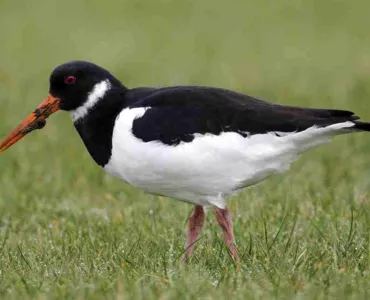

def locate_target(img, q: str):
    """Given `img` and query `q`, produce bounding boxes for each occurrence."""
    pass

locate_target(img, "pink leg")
[182,205,205,263]
[214,207,239,261]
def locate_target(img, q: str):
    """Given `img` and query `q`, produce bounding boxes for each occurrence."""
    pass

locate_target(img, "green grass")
[1,0,370,298]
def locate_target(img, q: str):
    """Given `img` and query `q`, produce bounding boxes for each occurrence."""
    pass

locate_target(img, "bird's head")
[0,61,121,152]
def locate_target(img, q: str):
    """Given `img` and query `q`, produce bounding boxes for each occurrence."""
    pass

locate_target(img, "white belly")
[104,108,354,208]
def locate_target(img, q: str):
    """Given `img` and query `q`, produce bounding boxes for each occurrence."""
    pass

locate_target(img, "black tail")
[353,121,370,131]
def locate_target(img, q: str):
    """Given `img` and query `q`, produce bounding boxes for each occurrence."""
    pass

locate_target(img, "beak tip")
[0,94,60,154]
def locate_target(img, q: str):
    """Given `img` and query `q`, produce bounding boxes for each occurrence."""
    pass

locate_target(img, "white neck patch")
[70,79,112,122]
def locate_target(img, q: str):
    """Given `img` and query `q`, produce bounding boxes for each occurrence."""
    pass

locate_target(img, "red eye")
[64,75,77,84]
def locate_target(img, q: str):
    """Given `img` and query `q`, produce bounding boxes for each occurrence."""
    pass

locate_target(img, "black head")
[0,61,126,153]
[49,61,123,111]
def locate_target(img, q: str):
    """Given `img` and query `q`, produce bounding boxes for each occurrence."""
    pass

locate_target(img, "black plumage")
[45,61,369,167]
[128,86,360,145]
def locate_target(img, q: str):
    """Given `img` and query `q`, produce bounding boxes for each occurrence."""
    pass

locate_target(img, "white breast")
[104,107,354,208]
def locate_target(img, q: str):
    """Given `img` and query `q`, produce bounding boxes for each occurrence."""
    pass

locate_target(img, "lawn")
[1,0,370,299]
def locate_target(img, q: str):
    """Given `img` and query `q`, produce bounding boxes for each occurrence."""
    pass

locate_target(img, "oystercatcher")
[1,61,369,262]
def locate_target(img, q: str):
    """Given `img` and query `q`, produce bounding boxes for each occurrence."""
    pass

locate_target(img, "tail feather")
[291,107,370,132]
[353,121,370,132]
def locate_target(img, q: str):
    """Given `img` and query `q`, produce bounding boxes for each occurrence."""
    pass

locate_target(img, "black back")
[126,86,358,145]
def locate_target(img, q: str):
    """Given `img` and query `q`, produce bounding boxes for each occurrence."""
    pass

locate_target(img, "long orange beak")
[0,94,60,153]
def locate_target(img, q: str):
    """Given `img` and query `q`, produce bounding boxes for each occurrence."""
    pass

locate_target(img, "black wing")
[126,86,359,145]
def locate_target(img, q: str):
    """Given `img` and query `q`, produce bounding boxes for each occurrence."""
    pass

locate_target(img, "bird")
[1,60,370,263]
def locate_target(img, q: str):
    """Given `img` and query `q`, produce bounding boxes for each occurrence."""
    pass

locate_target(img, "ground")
[1,0,370,299]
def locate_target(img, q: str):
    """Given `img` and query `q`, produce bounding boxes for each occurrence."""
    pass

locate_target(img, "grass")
[1,0,370,298]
